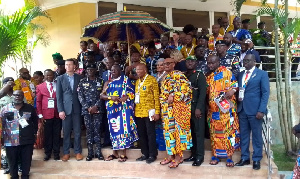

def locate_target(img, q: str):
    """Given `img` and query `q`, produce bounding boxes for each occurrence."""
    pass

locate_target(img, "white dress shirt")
[242,66,255,87]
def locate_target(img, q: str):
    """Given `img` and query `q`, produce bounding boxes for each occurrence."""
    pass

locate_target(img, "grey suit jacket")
[56,73,82,115]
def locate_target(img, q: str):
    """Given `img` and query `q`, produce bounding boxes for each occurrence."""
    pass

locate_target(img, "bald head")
[243,54,256,70]
[224,33,233,46]
[19,68,30,80]
[136,63,148,78]
[207,55,220,72]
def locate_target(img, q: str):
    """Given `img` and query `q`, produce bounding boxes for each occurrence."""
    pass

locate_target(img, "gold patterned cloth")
[206,66,240,158]
[160,71,193,157]
[135,75,160,118]
[13,78,35,105]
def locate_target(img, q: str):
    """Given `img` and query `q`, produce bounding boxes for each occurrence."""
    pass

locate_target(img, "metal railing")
[254,46,300,81]
[262,108,274,179]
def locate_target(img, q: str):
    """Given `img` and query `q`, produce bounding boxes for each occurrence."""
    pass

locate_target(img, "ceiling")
[36,0,300,17]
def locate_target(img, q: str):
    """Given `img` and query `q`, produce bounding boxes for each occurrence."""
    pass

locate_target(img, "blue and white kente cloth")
[105,75,138,150]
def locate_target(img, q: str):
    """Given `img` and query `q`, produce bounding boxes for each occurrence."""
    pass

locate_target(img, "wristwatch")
[108,96,112,100]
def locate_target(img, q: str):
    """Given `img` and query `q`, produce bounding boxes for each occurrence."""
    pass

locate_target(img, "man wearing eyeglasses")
[0,90,38,179]
[159,58,193,168]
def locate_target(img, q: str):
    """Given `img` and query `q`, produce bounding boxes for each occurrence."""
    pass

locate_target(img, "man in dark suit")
[235,54,270,170]
[36,69,61,161]
[102,57,114,83]
[56,59,83,162]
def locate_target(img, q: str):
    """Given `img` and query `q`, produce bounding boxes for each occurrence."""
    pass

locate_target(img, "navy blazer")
[237,68,270,115]
[102,70,124,83]
[56,73,82,115]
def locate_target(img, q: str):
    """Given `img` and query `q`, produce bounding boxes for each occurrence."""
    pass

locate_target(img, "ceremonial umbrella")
[82,11,173,44]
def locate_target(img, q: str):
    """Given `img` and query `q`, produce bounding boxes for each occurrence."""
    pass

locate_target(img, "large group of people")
[0,16,272,178]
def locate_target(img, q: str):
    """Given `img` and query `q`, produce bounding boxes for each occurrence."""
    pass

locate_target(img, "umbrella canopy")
[82,11,172,43]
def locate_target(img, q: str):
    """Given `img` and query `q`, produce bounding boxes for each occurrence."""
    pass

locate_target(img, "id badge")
[135,93,140,104]
[19,118,29,128]
[48,98,55,108]
[79,61,83,69]
[238,87,245,101]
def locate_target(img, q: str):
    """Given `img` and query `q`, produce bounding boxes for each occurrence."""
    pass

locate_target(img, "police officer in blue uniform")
[78,64,105,161]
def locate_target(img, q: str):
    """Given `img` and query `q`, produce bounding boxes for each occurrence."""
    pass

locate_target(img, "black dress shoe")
[43,155,51,161]
[86,155,94,161]
[136,155,148,161]
[235,159,250,166]
[146,156,156,164]
[253,161,261,170]
[4,169,10,174]
[184,156,195,162]
[192,159,204,166]
[96,153,104,160]
[54,155,60,160]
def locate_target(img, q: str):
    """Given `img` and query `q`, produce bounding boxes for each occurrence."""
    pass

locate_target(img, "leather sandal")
[209,156,220,165]
[105,154,118,161]
[168,160,180,168]
[118,155,128,162]
[160,158,172,165]
[226,159,235,167]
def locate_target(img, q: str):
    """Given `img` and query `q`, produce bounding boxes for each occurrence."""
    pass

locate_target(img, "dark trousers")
[44,118,61,157]
[136,117,158,157]
[62,111,82,155]
[101,112,111,145]
[84,113,102,155]
[238,109,263,162]
[191,105,205,160]
[6,144,33,179]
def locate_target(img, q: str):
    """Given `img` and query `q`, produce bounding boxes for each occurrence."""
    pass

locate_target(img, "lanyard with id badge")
[239,71,250,101]
[18,112,29,128]
[135,74,148,104]
[48,83,55,108]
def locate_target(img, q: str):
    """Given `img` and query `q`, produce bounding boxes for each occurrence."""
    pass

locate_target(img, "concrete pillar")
[117,2,123,11]
[209,11,214,34]
[166,7,173,28]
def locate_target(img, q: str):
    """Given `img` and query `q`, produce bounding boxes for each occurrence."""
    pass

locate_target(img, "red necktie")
[49,82,53,92]
[108,72,111,80]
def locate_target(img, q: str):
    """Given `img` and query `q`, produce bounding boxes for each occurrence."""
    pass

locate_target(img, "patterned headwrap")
[52,53,63,60]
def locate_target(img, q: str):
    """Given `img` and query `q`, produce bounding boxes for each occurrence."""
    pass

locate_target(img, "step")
[28,148,279,178]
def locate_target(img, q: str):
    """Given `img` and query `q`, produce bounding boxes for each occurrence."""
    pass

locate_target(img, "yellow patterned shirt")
[13,78,35,106]
[134,75,160,117]
[180,45,196,59]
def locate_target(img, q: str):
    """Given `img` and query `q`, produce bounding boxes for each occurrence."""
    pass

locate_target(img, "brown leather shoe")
[75,153,83,161]
[62,154,70,162]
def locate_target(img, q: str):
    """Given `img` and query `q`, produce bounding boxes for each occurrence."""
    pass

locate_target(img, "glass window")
[98,1,117,17]
[172,9,209,29]
[260,16,273,32]
[241,14,257,30]
[214,12,228,25]
[123,4,166,23]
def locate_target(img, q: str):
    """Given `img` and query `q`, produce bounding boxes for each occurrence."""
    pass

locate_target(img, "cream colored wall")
[31,2,96,73]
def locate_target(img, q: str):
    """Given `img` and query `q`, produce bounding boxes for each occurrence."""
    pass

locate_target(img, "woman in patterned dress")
[159,58,193,168]
[100,65,138,162]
